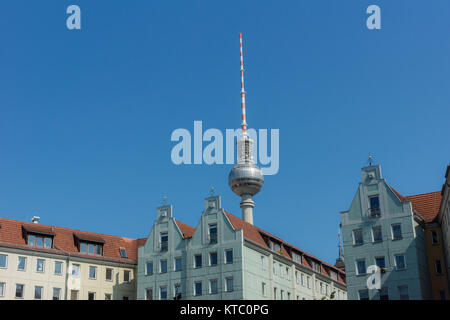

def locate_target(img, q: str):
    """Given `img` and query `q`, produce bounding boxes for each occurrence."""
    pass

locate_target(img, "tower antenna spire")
[240,33,247,133]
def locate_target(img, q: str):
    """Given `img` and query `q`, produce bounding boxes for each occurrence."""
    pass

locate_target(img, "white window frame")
[0,282,5,297]
[356,259,367,275]
[54,261,63,275]
[194,281,202,296]
[209,252,218,266]
[34,286,43,300]
[72,263,80,278]
[394,254,406,271]
[36,259,45,273]
[123,270,131,283]
[89,265,97,279]
[225,249,233,264]
[391,224,402,240]
[145,261,153,276]
[105,268,114,281]
[174,257,182,271]
[17,256,26,271]
[15,284,24,299]
[53,287,61,300]
[160,259,167,274]
[353,229,363,245]
[0,254,7,269]
[372,226,382,242]
[159,286,167,300]
[194,254,202,268]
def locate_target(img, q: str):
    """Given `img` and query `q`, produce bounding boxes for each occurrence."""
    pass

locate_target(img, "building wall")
[423,225,449,299]
[341,165,431,300]
[138,195,347,300]
[439,168,450,289]
[0,247,136,300]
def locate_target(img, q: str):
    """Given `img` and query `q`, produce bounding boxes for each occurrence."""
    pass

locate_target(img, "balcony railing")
[208,233,218,244]
[160,241,168,252]
[369,207,381,218]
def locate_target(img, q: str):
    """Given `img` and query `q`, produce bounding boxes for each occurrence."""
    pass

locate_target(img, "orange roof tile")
[174,219,195,238]
[224,211,346,284]
[0,218,140,264]
[388,186,442,223]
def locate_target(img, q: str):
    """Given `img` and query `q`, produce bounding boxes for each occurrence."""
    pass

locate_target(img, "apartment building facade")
[341,164,449,300]
[0,218,141,300]
[137,195,347,300]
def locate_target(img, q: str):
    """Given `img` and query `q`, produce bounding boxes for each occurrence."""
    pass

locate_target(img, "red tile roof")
[224,211,346,284]
[389,186,442,223]
[0,218,144,264]
[174,219,196,238]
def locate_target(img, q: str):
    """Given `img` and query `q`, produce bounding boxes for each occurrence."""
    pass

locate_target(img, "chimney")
[31,216,40,224]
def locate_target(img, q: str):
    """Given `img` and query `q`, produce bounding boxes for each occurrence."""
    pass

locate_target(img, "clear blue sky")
[1,0,449,265]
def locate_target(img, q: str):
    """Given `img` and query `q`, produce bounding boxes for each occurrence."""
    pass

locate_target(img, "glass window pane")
[160,260,167,273]
[34,286,43,299]
[89,266,96,279]
[80,242,87,253]
[72,264,80,277]
[54,261,62,275]
[210,252,217,266]
[0,254,7,268]
[175,258,182,271]
[106,268,113,281]
[28,235,35,247]
[226,250,233,263]
[18,257,26,270]
[37,259,45,272]
[44,237,52,248]
[53,288,61,300]
[88,243,94,255]
[146,262,153,275]
[36,237,43,247]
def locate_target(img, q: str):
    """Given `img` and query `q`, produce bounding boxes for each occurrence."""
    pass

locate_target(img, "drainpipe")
[55,245,71,300]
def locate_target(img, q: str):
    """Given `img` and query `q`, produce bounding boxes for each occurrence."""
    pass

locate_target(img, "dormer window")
[27,234,53,249]
[75,233,105,256]
[270,240,281,253]
[79,241,103,256]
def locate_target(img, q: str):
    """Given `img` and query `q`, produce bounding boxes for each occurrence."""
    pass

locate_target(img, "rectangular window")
[194,254,202,268]
[88,243,94,255]
[106,268,113,281]
[0,254,7,268]
[280,290,284,300]
[398,285,409,300]
[439,290,446,300]
[70,290,79,300]
[89,266,97,279]
[379,287,389,300]
[160,287,167,300]
[307,276,311,289]
[15,284,24,298]
[262,282,266,296]
[160,232,168,252]
[395,255,406,270]
[80,242,87,253]
[17,256,26,271]
[369,196,381,217]
[53,288,61,300]
[270,241,281,252]
[36,236,43,247]
[359,289,369,300]
[260,256,265,270]
[210,279,218,294]
[330,271,338,281]
[34,286,43,300]
[435,260,443,275]
[353,229,363,245]
[160,260,167,273]
[274,287,277,300]
[431,230,439,245]
[225,277,234,292]
[210,252,218,266]
[301,273,305,286]
[391,224,402,240]
[194,281,202,296]
[372,226,382,242]
[356,259,366,275]
[123,296,129,300]
[119,248,127,258]
[0,283,5,297]
[36,259,45,273]
[54,261,63,275]
[88,292,96,300]
[72,264,80,277]
[175,257,182,271]
[44,237,52,248]
[375,257,386,269]
[124,270,131,282]
[209,223,218,244]
[28,234,36,247]
[146,288,153,300]
[225,249,233,264]
[146,261,153,275]
[105,293,112,300]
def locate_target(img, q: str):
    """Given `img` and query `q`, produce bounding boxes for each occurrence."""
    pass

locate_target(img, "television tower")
[228,33,264,225]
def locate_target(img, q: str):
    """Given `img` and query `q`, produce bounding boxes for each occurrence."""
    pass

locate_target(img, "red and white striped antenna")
[240,33,247,133]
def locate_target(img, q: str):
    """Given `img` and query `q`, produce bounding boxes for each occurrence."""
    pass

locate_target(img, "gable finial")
[210,186,215,196]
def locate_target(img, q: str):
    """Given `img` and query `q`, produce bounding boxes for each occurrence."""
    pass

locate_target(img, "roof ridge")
[0,217,140,241]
